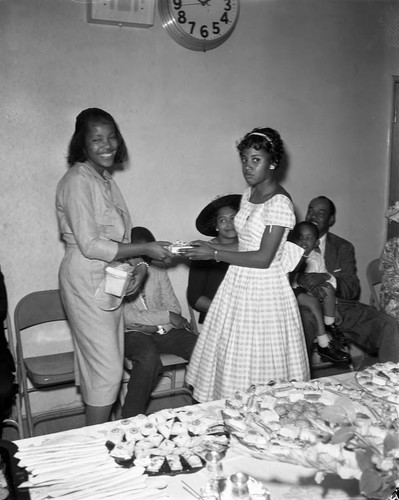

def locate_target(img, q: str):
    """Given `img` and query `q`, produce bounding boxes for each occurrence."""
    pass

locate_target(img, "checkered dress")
[186,189,310,402]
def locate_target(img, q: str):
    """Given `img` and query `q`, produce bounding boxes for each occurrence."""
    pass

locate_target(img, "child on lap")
[290,221,350,364]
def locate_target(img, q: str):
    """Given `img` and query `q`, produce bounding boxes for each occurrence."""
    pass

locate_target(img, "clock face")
[159,0,240,52]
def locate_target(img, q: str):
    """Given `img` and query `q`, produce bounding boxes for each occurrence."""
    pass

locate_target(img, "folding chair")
[2,312,23,439]
[367,258,383,311]
[14,289,84,437]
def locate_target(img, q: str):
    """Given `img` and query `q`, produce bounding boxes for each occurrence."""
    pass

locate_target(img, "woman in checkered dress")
[185,128,310,402]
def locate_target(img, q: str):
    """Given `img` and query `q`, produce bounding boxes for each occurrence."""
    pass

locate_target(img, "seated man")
[298,196,399,364]
[122,227,197,418]
[0,268,16,436]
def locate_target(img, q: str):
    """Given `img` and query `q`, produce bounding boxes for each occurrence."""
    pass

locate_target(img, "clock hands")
[181,0,211,6]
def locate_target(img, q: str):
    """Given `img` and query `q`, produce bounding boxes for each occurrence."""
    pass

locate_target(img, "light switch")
[87,0,156,28]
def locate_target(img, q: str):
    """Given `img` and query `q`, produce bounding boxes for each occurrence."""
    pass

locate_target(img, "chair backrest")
[14,290,74,357]
[366,258,383,310]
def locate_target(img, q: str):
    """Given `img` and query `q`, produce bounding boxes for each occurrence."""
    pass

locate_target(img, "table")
[13,372,365,500]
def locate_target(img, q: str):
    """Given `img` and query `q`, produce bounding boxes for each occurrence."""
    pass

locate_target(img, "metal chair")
[14,289,84,436]
[367,258,383,310]
[2,312,24,439]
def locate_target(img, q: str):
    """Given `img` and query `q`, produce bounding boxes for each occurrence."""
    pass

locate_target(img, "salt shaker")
[230,472,251,499]
[200,450,226,499]
[205,450,225,480]
[229,472,271,500]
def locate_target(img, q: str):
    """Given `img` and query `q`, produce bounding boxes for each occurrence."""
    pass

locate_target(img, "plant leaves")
[356,448,375,471]
[359,468,384,497]
[319,396,356,424]
[384,432,399,456]
[331,426,356,444]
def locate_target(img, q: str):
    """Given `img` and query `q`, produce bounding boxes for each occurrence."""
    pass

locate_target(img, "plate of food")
[355,361,399,405]
[221,380,388,476]
[105,408,229,476]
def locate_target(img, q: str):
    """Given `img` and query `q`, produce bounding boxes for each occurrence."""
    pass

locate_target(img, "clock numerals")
[159,0,240,51]
[174,13,233,39]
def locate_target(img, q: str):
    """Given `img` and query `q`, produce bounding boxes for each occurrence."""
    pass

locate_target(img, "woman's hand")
[183,241,215,261]
[144,241,174,260]
[125,263,147,296]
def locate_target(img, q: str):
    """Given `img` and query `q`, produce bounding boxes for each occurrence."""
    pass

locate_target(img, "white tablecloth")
[14,372,364,499]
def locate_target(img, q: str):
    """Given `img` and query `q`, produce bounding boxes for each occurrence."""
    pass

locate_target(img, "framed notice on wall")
[87,0,156,28]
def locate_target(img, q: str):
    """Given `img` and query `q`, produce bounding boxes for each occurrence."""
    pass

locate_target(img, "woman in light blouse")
[56,108,172,425]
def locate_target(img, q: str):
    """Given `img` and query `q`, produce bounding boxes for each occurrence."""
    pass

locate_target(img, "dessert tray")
[106,407,229,476]
[355,361,399,404]
[222,379,398,478]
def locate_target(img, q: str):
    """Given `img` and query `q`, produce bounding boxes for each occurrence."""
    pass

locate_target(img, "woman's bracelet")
[214,250,220,262]
[135,261,150,269]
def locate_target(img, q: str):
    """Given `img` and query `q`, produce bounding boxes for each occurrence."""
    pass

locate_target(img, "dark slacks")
[122,329,197,418]
[299,305,319,361]
[300,298,399,364]
[337,299,399,363]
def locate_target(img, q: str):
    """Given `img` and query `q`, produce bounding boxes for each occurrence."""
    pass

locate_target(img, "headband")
[248,132,273,143]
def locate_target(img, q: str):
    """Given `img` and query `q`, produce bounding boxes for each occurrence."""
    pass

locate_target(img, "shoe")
[325,323,348,346]
[317,342,351,363]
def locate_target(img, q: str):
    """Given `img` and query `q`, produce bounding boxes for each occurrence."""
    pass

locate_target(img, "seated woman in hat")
[187,194,241,324]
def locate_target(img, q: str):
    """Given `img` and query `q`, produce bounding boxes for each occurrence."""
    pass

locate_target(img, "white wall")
[1,0,399,319]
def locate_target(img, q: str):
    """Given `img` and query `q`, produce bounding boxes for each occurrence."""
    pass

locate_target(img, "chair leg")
[19,364,34,437]
[2,419,21,440]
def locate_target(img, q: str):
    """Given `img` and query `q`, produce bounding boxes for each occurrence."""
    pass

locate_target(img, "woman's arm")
[58,173,172,262]
[115,241,172,261]
[185,225,285,269]
[187,262,213,312]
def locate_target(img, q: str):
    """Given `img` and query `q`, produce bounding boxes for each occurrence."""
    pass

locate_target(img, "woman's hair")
[237,127,284,167]
[289,221,319,242]
[67,108,128,166]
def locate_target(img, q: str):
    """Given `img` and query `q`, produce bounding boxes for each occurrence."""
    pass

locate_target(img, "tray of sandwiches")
[221,379,399,478]
[105,407,229,476]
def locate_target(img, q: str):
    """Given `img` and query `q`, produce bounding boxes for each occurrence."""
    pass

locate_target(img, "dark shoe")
[325,323,348,346]
[318,342,351,363]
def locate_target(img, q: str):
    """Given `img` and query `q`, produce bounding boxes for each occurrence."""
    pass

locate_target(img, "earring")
[216,228,219,232]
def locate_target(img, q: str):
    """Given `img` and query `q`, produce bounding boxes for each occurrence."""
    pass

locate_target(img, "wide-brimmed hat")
[195,194,242,237]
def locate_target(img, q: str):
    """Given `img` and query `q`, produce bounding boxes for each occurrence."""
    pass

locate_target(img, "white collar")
[318,234,327,257]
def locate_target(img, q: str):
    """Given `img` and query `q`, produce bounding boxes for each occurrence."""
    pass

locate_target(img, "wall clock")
[158,0,240,52]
